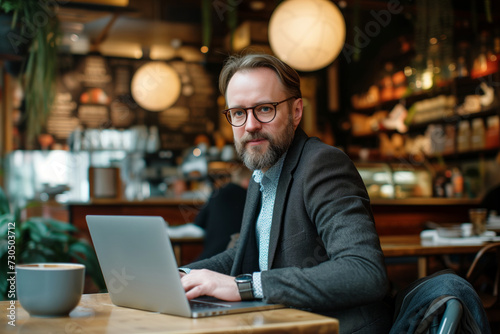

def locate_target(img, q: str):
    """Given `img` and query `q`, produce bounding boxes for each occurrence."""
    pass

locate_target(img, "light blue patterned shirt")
[181,155,286,300]
[251,154,286,298]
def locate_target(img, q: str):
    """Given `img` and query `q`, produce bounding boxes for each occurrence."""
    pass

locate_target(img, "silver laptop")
[86,215,283,318]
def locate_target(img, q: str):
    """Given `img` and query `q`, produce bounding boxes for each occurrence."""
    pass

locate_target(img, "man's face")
[226,68,303,171]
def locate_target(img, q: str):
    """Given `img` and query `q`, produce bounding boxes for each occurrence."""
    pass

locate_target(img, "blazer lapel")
[267,128,309,269]
[231,179,261,275]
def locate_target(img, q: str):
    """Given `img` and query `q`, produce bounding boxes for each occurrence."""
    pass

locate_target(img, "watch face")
[235,274,252,282]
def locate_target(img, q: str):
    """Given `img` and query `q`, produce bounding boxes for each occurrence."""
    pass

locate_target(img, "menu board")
[47,54,218,151]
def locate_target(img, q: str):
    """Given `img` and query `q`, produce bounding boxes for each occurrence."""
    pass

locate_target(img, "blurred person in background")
[194,164,252,260]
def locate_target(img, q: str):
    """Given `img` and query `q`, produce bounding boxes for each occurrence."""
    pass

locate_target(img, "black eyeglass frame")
[222,96,297,127]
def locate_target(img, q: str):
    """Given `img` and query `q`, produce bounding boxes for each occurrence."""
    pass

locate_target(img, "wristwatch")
[235,274,254,300]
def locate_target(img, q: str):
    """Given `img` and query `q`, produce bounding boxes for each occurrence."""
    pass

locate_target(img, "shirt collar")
[252,153,287,187]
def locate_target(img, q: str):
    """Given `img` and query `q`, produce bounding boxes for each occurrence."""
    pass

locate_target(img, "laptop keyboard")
[189,298,231,310]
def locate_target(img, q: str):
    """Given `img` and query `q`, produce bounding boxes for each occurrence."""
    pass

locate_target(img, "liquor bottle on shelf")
[485,115,500,149]
[471,118,486,151]
[379,62,394,102]
[471,31,498,78]
[457,120,471,153]
[443,124,456,155]
[444,169,454,198]
[451,167,464,198]
[433,171,446,198]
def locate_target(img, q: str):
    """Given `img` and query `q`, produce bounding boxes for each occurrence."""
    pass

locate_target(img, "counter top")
[68,197,481,206]
[68,196,482,237]
[68,198,206,206]
[370,197,481,206]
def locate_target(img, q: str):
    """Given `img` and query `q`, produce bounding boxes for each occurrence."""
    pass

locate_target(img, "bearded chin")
[239,144,281,171]
[236,115,295,171]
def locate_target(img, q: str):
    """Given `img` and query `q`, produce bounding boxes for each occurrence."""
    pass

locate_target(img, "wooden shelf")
[408,105,500,131]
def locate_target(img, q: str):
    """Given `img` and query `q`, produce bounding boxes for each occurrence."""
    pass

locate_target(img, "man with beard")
[179,54,392,333]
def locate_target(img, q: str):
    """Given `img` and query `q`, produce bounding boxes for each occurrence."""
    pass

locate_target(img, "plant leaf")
[69,241,106,290]
[0,241,8,274]
[0,261,9,300]
[0,187,10,214]
[20,248,48,264]
[22,220,48,242]
[45,219,78,233]
[45,232,72,244]
[10,0,60,142]
[0,215,14,237]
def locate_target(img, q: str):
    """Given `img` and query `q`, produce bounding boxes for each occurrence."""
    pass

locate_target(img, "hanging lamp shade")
[131,61,181,112]
[268,0,346,72]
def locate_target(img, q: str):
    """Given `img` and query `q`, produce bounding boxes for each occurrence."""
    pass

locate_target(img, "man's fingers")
[180,269,240,301]
[181,275,197,292]
[181,271,206,298]
[185,285,204,300]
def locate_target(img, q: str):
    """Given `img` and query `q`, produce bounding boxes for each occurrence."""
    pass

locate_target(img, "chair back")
[466,242,500,317]
[390,269,490,334]
[437,299,463,334]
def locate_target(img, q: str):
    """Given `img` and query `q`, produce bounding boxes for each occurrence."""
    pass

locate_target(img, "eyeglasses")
[222,97,297,127]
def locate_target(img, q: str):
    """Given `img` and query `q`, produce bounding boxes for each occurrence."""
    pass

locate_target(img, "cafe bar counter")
[69,198,206,229]
[69,198,206,265]
[370,197,480,235]
[69,197,481,237]
[3,293,339,334]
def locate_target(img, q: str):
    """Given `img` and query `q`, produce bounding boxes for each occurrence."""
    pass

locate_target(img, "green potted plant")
[0,0,59,144]
[0,186,106,300]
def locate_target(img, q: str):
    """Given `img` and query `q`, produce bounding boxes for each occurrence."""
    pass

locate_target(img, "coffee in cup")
[469,208,488,236]
[16,263,85,317]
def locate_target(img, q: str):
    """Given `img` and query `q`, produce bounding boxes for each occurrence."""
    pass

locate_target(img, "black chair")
[437,299,463,334]
[390,269,491,334]
[466,242,500,327]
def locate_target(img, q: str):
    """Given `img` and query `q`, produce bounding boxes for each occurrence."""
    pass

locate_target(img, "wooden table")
[3,293,338,334]
[380,235,487,278]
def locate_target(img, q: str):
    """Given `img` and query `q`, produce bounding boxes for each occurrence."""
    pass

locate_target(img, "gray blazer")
[188,128,393,333]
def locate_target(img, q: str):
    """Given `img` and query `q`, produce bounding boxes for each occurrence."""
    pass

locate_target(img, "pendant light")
[268,0,346,71]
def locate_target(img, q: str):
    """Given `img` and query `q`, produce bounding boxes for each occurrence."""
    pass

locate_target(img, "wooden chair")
[466,242,500,325]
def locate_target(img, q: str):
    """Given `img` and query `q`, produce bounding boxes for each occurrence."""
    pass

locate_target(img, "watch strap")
[237,281,254,300]
[235,274,254,300]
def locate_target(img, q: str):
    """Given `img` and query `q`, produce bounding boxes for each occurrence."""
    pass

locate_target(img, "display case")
[3,150,128,204]
[356,162,433,199]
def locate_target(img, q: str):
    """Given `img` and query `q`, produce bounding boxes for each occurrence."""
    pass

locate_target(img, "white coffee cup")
[16,263,85,317]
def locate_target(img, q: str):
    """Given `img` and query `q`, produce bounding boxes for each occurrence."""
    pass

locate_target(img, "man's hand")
[181,269,241,301]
